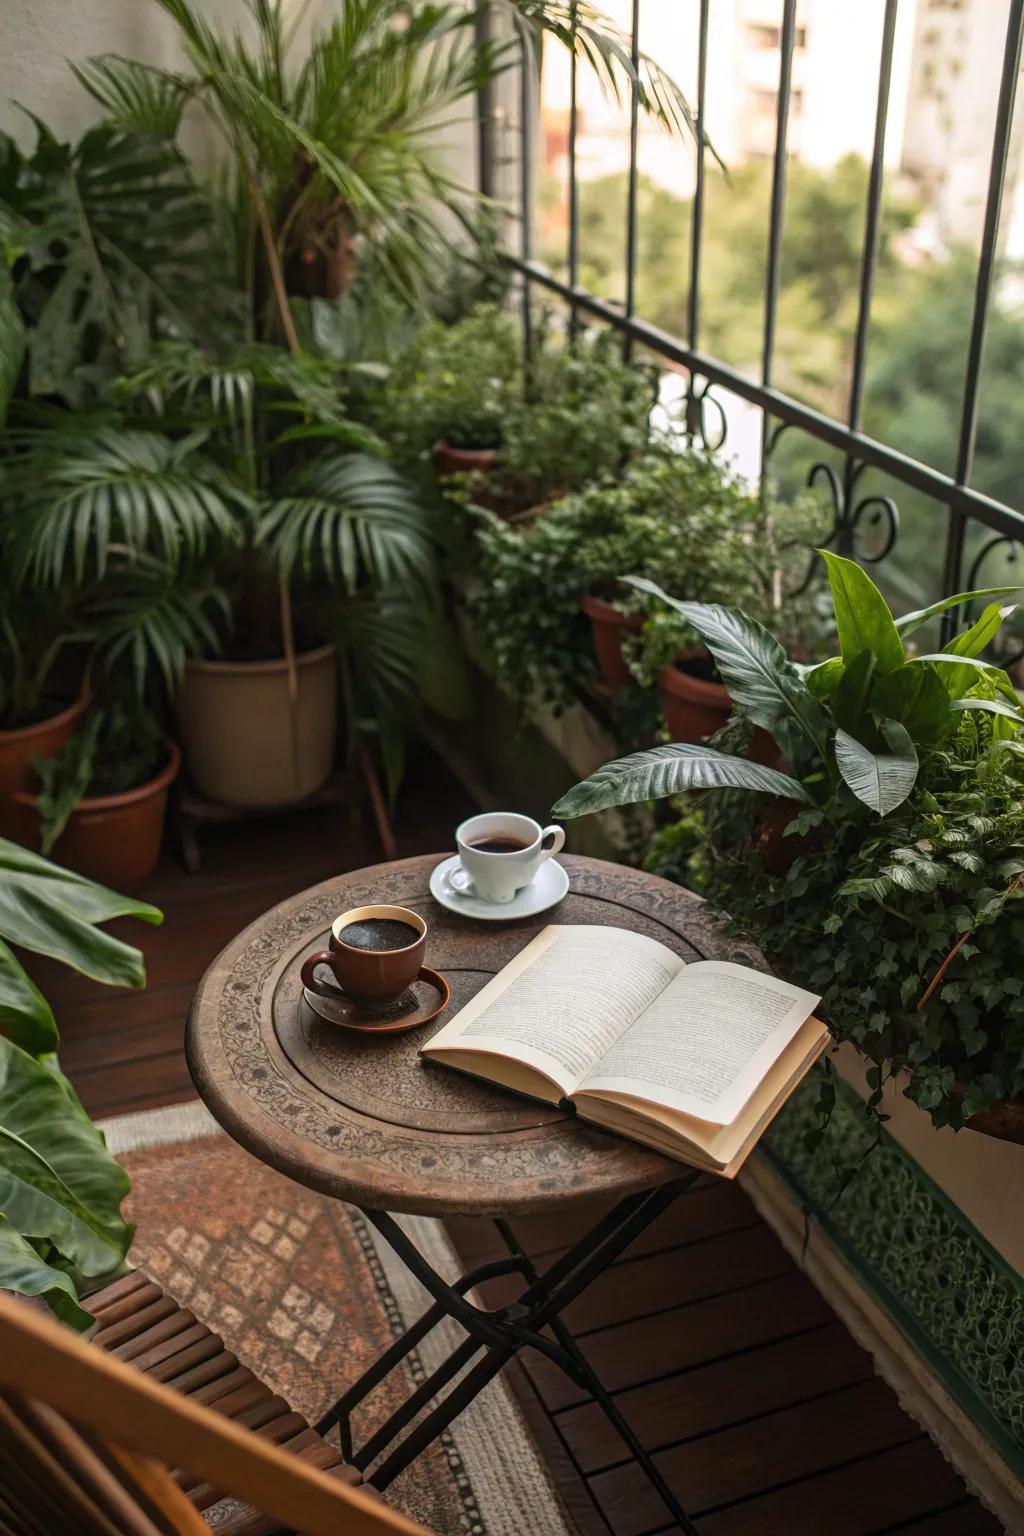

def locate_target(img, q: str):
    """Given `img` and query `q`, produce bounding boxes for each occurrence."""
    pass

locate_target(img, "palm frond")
[83,555,227,698]
[500,1,706,154]
[7,423,245,584]
[71,55,192,138]
[256,452,435,594]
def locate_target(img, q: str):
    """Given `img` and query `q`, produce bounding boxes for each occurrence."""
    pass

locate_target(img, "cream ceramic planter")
[179,644,337,807]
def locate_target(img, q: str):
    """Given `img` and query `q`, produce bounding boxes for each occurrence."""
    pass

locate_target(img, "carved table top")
[186,853,765,1216]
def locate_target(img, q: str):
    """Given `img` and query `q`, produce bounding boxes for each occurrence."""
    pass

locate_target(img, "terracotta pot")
[0,695,90,837]
[433,441,499,479]
[659,650,732,742]
[580,593,644,697]
[11,741,180,891]
[178,644,337,808]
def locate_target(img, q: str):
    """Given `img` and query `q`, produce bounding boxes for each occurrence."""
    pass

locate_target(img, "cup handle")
[538,824,566,864]
[300,951,345,998]
[446,864,475,895]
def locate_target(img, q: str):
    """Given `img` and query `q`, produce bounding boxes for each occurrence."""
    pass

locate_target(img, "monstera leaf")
[552,744,811,819]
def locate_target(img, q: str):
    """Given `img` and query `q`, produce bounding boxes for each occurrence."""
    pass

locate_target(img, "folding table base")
[315,1173,701,1535]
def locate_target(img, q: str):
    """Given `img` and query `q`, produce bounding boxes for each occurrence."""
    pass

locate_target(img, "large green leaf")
[0,1212,92,1330]
[872,663,951,744]
[830,650,877,736]
[0,1037,132,1278]
[0,838,161,989]
[0,940,57,1056]
[801,655,844,700]
[896,586,1024,640]
[949,697,1024,725]
[904,653,1018,701]
[820,550,905,676]
[834,719,918,815]
[551,744,812,819]
[625,577,827,756]
[944,602,1015,660]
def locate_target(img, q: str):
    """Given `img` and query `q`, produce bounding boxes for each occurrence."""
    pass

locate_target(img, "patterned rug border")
[99,1101,573,1536]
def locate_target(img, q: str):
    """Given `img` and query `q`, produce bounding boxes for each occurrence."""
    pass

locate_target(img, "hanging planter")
[580,593,645,697]
[11,740,180,892]
[178,644,337,808]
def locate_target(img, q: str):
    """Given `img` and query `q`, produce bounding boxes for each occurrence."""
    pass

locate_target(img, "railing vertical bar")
[687,0,709,355]
[684,0,710,440]
[519,25,534,361]
[474,1,495,199]
[623,0,641,356]
[567,0,580,324]
[941,0,1024,615]
[848,0,897,436]
[758,0,797,482]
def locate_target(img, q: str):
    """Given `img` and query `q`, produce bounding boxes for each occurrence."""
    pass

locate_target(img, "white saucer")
[429,854,569,921]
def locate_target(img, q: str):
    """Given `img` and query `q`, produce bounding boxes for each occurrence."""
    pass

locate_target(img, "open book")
[422,926,828,1177]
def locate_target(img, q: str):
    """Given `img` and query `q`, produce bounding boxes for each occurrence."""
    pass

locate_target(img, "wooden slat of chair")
[0,1291,429,1536]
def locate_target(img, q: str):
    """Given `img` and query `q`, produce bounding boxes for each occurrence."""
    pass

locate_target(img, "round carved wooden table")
[186,852,762,1528]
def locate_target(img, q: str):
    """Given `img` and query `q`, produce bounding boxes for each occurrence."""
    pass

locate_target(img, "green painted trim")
[761,1071,1024,1479]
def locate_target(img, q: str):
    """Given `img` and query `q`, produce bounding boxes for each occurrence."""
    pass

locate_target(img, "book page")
[421,925,684,1096]
[578,960,820,1125]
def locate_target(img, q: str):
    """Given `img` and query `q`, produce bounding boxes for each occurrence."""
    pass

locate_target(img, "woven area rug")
[101,1102,572,1536]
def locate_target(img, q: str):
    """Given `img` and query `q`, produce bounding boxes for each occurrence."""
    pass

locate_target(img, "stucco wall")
[0,0,195,143]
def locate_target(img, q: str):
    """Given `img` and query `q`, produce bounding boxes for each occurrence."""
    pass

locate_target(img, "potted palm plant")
[9,347,439,810]
[553,552,1024,1135]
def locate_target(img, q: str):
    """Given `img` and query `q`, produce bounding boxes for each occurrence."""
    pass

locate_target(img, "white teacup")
[447,812,565,904]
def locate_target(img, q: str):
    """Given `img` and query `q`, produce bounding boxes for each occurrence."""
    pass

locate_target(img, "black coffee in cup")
[467,836,532,854]
[338,917,420,951]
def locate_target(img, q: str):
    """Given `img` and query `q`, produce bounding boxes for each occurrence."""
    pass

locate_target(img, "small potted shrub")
[385,305,519,481]
[387,308,657,516]
[7,557,221,888]
[471,450,801,716]
[553,552,1024,1135]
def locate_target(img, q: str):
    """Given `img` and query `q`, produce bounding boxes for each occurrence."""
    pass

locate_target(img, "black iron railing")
[477,0,1024,643]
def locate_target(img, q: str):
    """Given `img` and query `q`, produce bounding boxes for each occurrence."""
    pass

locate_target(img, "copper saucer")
[300,965,451,1034]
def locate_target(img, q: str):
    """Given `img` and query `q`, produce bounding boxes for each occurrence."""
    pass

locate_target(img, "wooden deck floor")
[42,750,1004,1535]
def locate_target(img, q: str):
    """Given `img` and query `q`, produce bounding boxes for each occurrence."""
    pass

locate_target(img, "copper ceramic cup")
[300,904,427,1004]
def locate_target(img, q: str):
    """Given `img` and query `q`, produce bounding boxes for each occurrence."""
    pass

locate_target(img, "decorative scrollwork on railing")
[660,371,729,453]
[967,534,1024,669]
[782,457,900,597]
[683,375,727,452]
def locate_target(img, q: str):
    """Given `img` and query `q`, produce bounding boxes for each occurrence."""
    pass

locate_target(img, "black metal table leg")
[316,1174,701,1532]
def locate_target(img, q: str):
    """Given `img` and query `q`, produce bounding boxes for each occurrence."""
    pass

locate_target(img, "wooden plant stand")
[174,744,396,874]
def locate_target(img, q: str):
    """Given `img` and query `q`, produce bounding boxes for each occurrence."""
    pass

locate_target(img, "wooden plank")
[71,1052,196,1120]
[445,1182,756,1273]
[526,1271,834,1411]
[469,1222,792,1337]
[885,1501,1006,1535]
[557,1322,873,1473]
[697,1438,982,1536]
[587,1377,918,1536]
